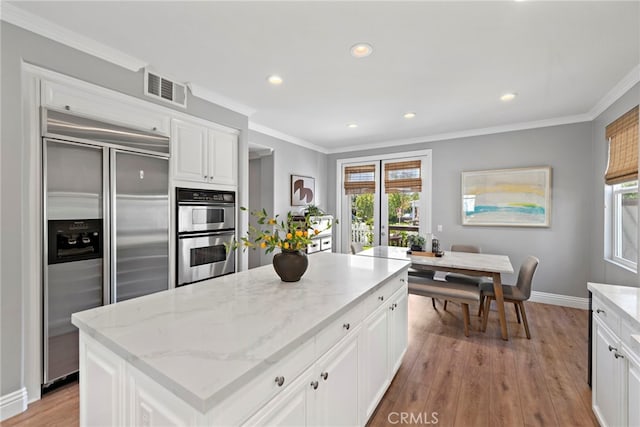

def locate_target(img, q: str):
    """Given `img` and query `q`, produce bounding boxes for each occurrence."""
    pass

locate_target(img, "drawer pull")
[64,105,71,110]
[343,323,350,331]
[321,372,328,381]
[390,305,395,311]
[400,278,406,283]
[608,345,618,352]
[274,376,285,387]
[393,303,398,309]
[204,175,208,179]
[152,127,157,131]
[310,380,319,390]
[378,296,384,301]
[596,309,605,314]
[614,352,625,359]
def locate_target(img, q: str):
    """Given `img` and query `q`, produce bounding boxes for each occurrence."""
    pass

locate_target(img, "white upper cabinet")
[172,119,208,182]
[172,118,238,187]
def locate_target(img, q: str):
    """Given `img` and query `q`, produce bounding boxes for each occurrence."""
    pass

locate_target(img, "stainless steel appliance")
[43,109,170,386]
[176,188,235,286]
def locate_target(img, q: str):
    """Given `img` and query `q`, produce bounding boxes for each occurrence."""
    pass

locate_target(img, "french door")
[339,151,432,253]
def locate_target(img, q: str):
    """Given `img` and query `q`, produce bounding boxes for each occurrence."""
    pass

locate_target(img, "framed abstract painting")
[291,174,315,206]
[461,166,552,227]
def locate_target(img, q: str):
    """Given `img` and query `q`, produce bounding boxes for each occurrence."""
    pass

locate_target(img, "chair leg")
[462,303,470,337]
[432,298,436,309]
[478,295,484,317]
[514,302,521,324]
[443,300,448,311]
[482,296,492,332]
[519,302,531,339]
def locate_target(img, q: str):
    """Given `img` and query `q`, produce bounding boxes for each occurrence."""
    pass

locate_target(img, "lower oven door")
[178,231,235,286]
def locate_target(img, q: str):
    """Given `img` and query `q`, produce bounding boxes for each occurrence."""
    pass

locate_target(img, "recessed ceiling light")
[500,92,517,102]
[267,75,283,85]
[350,43,373,58]
[403,112,416,119]
[347,123,358,128]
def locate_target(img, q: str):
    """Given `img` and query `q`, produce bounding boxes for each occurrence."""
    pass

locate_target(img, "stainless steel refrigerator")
[43,109,170,386]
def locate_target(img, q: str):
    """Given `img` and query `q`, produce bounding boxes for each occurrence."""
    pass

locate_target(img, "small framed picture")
[291,175,315,206]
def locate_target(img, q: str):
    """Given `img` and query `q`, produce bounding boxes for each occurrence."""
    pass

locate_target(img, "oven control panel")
[177,188,234,204]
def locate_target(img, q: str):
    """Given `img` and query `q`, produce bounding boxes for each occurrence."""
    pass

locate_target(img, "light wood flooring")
[3,296,596,427]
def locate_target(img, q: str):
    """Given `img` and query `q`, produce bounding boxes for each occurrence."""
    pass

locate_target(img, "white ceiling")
[7,1,640,152]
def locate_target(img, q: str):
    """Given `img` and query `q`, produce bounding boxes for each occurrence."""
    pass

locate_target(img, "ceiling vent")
[144,69,187,108]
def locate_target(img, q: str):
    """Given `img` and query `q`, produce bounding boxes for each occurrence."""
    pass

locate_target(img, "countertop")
[588,282,640,329]
[71,252,410,413]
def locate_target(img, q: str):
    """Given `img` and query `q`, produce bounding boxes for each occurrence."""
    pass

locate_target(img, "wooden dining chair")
[480,256,539,339]
[443,244,483,312]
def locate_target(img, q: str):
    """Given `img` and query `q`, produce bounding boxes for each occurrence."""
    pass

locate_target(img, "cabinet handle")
[343,323,350,331]
[614,352,625,359]
[400,278,406,283]
[204,175,208,179]
[152,127,157,131]
[596,309,605,314]
[608,345,618,352]
[274,376,285,387]
[390,305,395,311]
[378,296,384,301]
[64,105,71,110]
[310,381,319,390]
[321,372,328,381]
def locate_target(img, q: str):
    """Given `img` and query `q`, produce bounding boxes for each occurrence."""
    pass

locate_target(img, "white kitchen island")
[71,252,410,426]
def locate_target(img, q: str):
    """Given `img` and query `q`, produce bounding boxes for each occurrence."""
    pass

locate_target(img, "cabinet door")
[172,119,208,182]
[627,350,640,427]
[243,368,314,427]
[593,319,623,427]
[208,129,237,186]
[360,304,390,421]
[389,286,408,376]
[314,330,360,427]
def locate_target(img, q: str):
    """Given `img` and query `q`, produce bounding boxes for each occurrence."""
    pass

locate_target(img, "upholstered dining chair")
[480,255,539,339]
[350,242,365,254]
[443,244,483,312]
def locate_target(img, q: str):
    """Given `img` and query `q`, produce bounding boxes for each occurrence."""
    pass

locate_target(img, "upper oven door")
[178,231,235,286]
[178,204,235,233]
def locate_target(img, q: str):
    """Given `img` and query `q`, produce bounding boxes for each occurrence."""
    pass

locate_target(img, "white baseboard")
[0,387,28,421]
[529,291,589,310]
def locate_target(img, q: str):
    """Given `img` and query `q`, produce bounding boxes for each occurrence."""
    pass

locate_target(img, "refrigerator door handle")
[109,149,117,303]
[103,147,111,305]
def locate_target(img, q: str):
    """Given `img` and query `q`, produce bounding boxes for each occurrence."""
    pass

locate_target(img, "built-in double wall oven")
[176,188,236,286]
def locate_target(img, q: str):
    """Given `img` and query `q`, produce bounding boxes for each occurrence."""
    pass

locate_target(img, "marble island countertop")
[72,252,409,413]
[588,282,640,329]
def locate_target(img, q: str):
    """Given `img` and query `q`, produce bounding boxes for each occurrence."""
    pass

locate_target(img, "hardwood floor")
[2,296,595,427]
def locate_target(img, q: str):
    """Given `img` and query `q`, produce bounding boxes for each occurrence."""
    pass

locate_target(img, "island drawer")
[363,272,407,315]
[315,302,365,357]
[214,337,316,425]
[593,295,620,335]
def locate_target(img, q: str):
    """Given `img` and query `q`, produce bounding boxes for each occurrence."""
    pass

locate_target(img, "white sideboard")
[588,282,640,427]
[73,253,410,426]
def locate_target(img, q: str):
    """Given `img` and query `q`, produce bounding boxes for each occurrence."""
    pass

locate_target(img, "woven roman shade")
[605,105,639,185]
[344,164,376,195]
[384,160,422,193]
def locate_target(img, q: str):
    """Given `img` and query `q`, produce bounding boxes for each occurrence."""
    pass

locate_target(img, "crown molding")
[186,83,256,117]
[327,113,592,154]
[249,122,329,154]
[0,2,147,72]
[587,64,640,119]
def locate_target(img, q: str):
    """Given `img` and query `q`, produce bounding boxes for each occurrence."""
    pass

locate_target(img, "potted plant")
[407,234,426,252]
[227,208,335,282]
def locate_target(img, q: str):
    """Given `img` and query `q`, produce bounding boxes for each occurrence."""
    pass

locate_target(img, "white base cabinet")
[590,286,640,427]
[79,272,409,426]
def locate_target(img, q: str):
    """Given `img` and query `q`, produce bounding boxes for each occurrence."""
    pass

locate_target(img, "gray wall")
[328,123,596,298]
[0,22,249,398]
[589,82,640,287]
[248,154,275,268]
[248,130,329,219]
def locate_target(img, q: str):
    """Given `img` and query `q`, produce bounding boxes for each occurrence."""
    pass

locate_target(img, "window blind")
[605,105,639,185]
[384,160,422,193]
[344,164,376,195]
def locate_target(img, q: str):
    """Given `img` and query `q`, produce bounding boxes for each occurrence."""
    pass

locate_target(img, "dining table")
[357,245,515,340]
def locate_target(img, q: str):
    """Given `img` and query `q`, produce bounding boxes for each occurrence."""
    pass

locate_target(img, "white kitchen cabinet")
[172,118,238,187]
[388,286,408,376]
[590,284,640,427]
[360,303,390,420]
[593,318,624,427]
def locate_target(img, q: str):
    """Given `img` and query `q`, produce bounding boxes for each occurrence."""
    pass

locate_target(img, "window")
[611,181,638,269]
[605,105,638,270]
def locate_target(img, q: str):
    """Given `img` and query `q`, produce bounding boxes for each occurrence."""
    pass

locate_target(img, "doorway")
[248,143,274,268]
[336,150,432,253]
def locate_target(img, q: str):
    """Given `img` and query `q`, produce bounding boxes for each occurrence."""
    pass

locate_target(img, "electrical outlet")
[437,224,443,232]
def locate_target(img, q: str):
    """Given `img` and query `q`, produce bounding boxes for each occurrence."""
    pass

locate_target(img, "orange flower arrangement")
[227,208,335,254]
